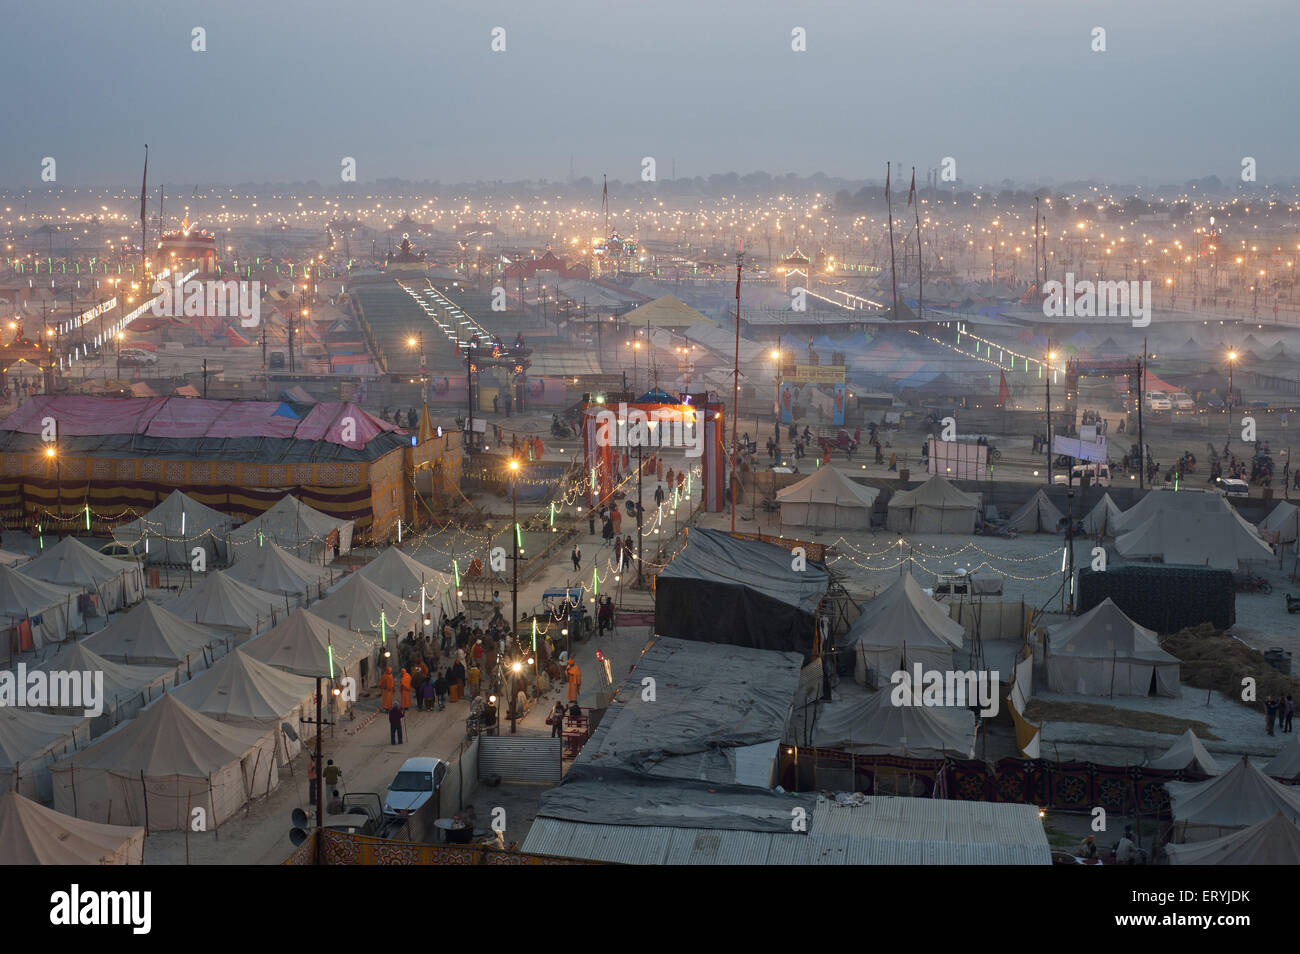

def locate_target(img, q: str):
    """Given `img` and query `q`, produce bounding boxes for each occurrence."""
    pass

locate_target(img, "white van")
[1053,463,1112,487]
[1144,391,1171,411]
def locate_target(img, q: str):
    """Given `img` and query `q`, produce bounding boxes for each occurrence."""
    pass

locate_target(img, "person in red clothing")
[389,703,404,745]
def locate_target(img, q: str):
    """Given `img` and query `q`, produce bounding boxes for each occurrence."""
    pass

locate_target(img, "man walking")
[389,702,405,745]
[571,543,582,571]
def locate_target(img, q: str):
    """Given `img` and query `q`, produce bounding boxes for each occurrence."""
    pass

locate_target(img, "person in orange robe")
[379,666,395,711]
[566,659,582,702]
[400,668,412,712]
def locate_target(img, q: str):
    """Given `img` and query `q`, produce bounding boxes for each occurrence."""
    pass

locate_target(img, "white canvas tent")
[805,688,977,759]
[112,489,234,565]
[1146,729,1221,774]
[0,564,83,649]
[1081,493,1123,537]
[0,790,144,864]
[885,476,980,534]
[172,649,317,765]
[1116,510,1273,569]
[82,599,222,670]
[165,570,286,637]
[1112,487,1249,534]
[50,693,280,832]
[1266,736,1300,780]
[848,573,964,686]
[242,608,373,682]
[227,495,354,563]
[1165,757,1300,842]
[0,706,90,801]
[225,541,335,597]
[1260,500,1300,544]
[30,641,174,737]
[1005,489,1064,533]
[313,571,421,638]
[776,466,880,529]
[19,536,144,613]
[1046,598,1181,697]
[1167,812,1300,865]
[357,547,463,621]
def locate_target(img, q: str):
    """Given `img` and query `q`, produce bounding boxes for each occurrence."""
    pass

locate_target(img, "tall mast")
[139,145,148,281]
[912,166,923,321]
[887,162,899,321]
[731,241,742,532]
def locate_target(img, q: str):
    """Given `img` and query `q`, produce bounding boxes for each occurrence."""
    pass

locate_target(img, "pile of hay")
[1021,699,1219,738]
[1163,623,1300,711]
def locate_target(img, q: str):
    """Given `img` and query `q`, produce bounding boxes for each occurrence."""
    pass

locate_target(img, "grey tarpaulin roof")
[575,636,807,787]
[656,529,828,614]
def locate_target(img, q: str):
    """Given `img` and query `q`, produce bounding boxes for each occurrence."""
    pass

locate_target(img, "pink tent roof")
[1,396,397,448]
[1141,369,1179,393]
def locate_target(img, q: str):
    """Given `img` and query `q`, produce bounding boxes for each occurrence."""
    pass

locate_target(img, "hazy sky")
[3,0,1296,188]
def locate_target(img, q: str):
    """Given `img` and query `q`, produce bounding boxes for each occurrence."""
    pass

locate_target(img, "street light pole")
[509,456,519,644]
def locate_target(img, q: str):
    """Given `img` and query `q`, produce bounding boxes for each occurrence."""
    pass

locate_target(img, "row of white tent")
[112,490,356,565]
[0,543,463,836]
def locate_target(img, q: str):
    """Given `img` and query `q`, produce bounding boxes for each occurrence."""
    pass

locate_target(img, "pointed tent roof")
[311,572,420,636]
[1082,493,1124,537]
[846,572,964,652]
[356,547,462,617]
[1264,735,1300,779]
[1047,598,1177,664]
[0,706,87,772]
[0,791,144,865]
[242,608,372,678]
[621,295,717,329]
[1166,757,1300,830]
[776,465,880,509]
[227,495,352,555]
[82,599,218,665]
[1264,340,1288,359]
[225,541,333,596]
[58,694,270,776]
[1117,509,1273,569]
[1260,501,1300,544]
[0,564,79,620]
[164,570,283,634]
[886,475,980,511]
[172,648,316,722]
[1096,337,1125,355]
[19,535,139,589]
[1167,811,1300,865]
[31,641,173,709]
[113,489,234,552]
[1113,488,1237,534]
[1147,729,1221,774]
[808,688,976,758]
[1006,489,1065,533]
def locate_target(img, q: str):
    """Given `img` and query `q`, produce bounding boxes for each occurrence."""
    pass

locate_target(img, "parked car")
[382,757,447,842]
[1212,477,1250,498]
[1144,391,1171,411]
[99,541,144,561]
[1053,463,1112,487]
[1170,392,1195,411]
[118,348,157,366]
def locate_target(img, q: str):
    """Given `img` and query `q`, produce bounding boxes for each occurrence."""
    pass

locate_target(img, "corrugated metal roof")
[523,795,1051,865]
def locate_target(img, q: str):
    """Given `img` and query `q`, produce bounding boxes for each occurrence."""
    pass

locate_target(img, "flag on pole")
[908,169,916,206]
[997,370,1010,409]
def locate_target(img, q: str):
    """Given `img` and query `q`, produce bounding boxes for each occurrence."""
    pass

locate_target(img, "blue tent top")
[271,402,300,419]
[635,388,679,404]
